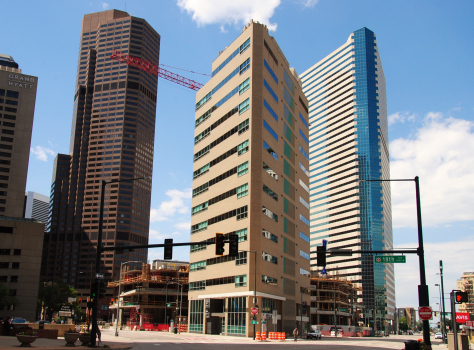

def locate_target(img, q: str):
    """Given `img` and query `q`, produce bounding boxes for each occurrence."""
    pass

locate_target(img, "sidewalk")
[0,335,131,349]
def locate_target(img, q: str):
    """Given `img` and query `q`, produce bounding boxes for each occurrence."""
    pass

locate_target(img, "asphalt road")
[99,329,447,350]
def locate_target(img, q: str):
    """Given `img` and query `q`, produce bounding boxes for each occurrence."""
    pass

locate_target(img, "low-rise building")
[457,272,474,314]
[108,260,189,329]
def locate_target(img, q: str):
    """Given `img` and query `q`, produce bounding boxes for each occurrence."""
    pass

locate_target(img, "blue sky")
[2,0,473,314]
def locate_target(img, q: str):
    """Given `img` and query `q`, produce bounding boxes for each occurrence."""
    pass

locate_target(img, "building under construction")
[310,276,363,327]
[107,260,189,329]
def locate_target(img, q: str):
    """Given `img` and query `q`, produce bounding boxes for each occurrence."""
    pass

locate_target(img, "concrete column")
[140,313,143,328]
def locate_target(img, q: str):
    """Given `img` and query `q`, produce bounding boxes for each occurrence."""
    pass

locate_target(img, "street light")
[358,176,430,346]
[115,260,142,337]
[91,176,151,347]
[438,260,447,344]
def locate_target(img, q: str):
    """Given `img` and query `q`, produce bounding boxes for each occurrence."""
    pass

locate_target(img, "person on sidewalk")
[293,327,299,342]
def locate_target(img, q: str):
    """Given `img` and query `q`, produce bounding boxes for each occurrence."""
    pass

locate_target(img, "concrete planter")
[63,332,80,347]
[16,335,37,347]
[79,333,91,346]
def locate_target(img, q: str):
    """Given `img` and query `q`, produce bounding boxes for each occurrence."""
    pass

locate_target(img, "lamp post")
[240,250,257,340]
[115,261,142,337]
[439,260,447,344]
[91,176,151,347]
[358,176,430,346]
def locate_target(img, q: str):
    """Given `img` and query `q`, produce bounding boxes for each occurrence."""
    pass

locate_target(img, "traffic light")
[167,303,171,307]
[455,291,468,303]
[215,233,225,256]
[91,280,98,299]
[164,238,173,260]
[78,298,82,303]
[229,234,239,257]
[99,280,106,299]
[317,245,326,266]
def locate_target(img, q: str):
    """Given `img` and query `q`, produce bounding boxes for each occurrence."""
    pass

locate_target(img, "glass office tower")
[301,27,394,330]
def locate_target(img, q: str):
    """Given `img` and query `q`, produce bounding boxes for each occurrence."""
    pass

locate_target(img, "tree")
[37,278,82,320]
[416,320,423,332]
[0,282,19,310]
[399,316,409,332]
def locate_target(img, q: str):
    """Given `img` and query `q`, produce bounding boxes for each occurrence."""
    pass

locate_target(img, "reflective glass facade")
[301,27,394,330]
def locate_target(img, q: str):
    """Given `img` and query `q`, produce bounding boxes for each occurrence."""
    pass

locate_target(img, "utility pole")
[334,284,337,336]
[440,261,447,344]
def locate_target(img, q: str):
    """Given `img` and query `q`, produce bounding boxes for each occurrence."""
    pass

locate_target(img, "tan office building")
[0,54,38,217]
[456,272,474,314]
[188,21,311,337]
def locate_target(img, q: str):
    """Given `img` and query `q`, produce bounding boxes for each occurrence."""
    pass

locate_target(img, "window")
[189,300,204,332]
[264,59,278,84]
[262,275,278,286]
[263,162,278,180]
[196,91,212,111]
[239,78,250,94]
[13,249,21,255]
[193,183,209,197]
[299,112,309,129]
[264,99,279,122]
[300,214,310,226]
[299,232,310,243]
[299,162,309,177]
[192,202,208,216]
[300,250,310,260]
[236,251,247,265]
[283,69,294,93]
[0,249,10,255]
[263,184,278,201]
[240,38,250,53]
[190,260,206,271]
[227,297,246,335]
[262,228,278,243]
[300,268,310,276]
[262,251,278,264]
[299,129,309,145]
[238,140,249,155]
[0,262,8,268]
[191,221,208,234]
[264,79,278,103]
[10,276,18,282]
[263,120,278,141]
[0,276,6,282]
[237,161,248,177]
[299,196,309,209]
[237,183,248,198]
[299,145,309,160]
[239,98,249,114]
[263,141,278,160]
[190,281,206,291]
[283,104,293,126]
[235,275,247,287]
[236,205,248,220]
[240,58,250,74]
[299,179,309,193]
[193,163,209,179]
[262,206,278,222]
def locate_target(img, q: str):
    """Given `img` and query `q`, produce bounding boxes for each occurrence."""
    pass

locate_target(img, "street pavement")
[0,330,449,350]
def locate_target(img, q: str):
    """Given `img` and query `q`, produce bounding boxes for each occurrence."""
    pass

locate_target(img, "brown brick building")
[41,10,160,311]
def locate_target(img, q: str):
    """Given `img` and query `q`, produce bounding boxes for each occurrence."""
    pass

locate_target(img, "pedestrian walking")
[293,327,299,342]
[3,317,10,336]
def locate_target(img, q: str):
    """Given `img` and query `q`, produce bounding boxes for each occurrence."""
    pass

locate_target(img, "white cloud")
[177,0,281,31]
[299,0,318,8]
[394,237,474,308]
[102,2,109,10]
[174,221,191,231]
[390,113,474,228]
[388,111,416,126]
[30,146,55,161]
[150,189,191,222]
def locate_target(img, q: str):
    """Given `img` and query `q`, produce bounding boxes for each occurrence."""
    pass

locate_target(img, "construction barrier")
[256,331,261,340]
[280,332,286,341]
[261,331,267,341]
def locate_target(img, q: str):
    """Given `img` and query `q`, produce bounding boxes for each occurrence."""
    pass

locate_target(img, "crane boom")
[110,50,203,91]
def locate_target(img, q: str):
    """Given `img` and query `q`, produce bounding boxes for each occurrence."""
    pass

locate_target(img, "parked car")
[435,332,443,339]
[307,329,322,339]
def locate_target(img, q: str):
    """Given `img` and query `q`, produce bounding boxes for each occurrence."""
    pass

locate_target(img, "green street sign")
[251,320,259,325]
[374,256,406,263]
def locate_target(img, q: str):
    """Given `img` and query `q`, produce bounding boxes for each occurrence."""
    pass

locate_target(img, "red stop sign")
[251,307,259,315]
[418,306,433,320]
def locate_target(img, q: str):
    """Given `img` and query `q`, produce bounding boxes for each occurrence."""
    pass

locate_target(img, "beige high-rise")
[188,21,311,337]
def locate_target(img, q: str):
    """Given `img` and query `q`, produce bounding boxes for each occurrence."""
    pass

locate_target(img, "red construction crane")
[110,50,204,91]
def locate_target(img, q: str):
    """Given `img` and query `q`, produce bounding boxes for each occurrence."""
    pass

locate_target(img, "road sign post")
[251,307,259,315]
[374,256,406,263]
[418,306,433,321]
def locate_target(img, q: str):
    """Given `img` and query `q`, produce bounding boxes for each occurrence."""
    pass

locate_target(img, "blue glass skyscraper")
[301,27,394,330]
